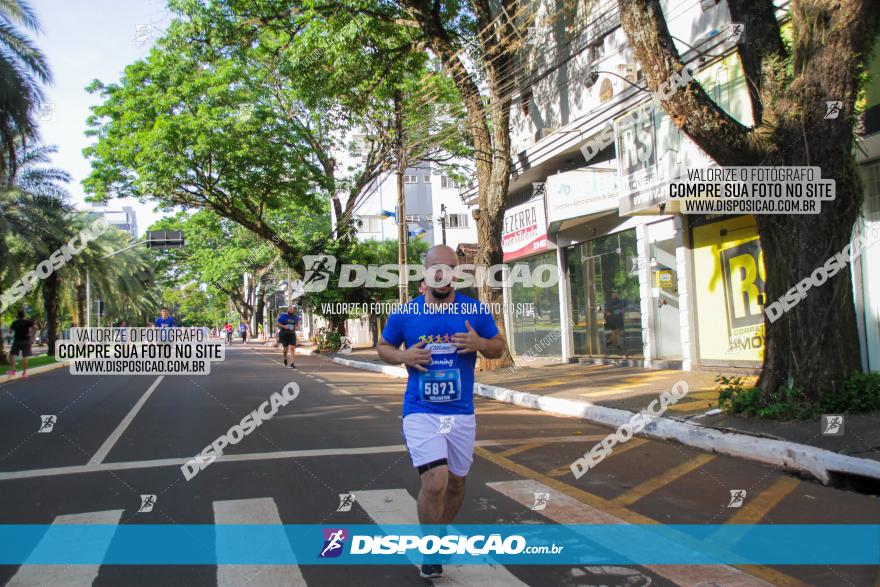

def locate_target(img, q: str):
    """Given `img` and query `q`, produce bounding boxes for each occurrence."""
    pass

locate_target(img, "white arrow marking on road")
[89,375,165,465]
[355,489,528,586]
[213,498,307,587]
[7,509,123,587]
[487,479,774,587]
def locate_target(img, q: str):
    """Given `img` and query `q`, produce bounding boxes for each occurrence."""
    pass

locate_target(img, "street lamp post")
[439,204,448,246]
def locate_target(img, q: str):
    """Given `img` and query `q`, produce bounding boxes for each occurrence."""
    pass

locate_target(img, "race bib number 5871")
[419,369,461,403]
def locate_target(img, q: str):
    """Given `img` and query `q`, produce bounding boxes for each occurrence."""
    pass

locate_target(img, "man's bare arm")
[479,333,507,359]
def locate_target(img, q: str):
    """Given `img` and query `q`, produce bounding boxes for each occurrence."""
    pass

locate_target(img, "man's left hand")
[452,321,485,354]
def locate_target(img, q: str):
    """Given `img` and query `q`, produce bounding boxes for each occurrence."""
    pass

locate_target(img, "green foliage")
[717,372,880,420]
[314,326,343,352]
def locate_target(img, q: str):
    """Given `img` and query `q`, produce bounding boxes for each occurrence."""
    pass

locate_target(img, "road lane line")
[727,476,800,524]
[7,509,123,587]
[214,498,307,587]
[89,375,165,465]
[475,448,802,587]
[546,437,649,477]
[0,435,606,482]
[609,453,716,506]
[488,479,776,587]
[496,442,547,458]
[355,489,528,586]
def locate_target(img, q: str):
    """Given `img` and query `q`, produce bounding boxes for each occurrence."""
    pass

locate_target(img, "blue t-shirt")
[239,323,247,333]
[277,313,300,330]
[381,292,499,416]
[154,316,176,328]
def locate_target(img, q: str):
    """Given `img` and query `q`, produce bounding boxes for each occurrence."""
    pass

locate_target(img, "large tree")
[394,0,519,368]
[86,1,466,333]
[618,0,879,398]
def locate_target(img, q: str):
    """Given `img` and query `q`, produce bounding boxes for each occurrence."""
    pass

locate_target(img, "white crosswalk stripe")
[355,488,529,586]
[213,498,307,587]
[487,479,774,587]
[7,509,123,587]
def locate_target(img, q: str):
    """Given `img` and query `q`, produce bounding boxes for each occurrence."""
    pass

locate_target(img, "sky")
[30,0,174,236]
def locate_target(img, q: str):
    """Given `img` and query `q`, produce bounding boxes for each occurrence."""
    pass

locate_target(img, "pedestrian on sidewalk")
[239,320,248,344]
[377,244,506,579]
[7,310,37,378]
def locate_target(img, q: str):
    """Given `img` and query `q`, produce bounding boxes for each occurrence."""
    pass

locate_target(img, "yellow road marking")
[546,437,650,477]
[475,447,806,587]
[728,476,801,524]
[496,443,546,458]
[610,453,716,506]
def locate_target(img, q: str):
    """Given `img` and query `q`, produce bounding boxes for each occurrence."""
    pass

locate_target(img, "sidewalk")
[317,346,880,484]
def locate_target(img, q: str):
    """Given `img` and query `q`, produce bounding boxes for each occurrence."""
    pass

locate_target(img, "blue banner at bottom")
[0,524,876,565]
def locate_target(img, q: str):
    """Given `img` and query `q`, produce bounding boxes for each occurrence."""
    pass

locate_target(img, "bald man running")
[377,245,507,579]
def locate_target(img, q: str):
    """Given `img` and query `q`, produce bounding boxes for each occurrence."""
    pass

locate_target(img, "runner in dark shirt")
[7,310,36,378]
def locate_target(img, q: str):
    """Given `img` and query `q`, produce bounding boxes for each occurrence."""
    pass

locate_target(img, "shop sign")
[502,197,551,262]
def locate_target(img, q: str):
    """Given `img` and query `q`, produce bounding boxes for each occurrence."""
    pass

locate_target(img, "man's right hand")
[400,339,431,372]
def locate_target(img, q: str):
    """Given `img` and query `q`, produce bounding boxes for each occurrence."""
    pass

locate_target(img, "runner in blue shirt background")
[154,307,176,328]
[377,245,506,579]
[276,305,301,368]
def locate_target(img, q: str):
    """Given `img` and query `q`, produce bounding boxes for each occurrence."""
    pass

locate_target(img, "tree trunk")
[755,131,864,399]
[75,281,86,327]
[617,0,880,400]
[43,273,60,356]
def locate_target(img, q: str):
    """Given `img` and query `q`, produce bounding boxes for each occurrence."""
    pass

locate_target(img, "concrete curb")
[329,356,408,378]
[476,382,880,485]
[321,355,880,485]
[0,360,66,384]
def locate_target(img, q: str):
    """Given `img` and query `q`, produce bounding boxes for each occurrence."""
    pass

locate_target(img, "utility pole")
[394,90,408,304]
[439,203,448,245]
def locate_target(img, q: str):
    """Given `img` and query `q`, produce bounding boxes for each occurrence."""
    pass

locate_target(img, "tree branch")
[617,0,765,166]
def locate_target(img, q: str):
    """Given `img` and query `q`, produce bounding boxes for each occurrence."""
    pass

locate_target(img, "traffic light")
[146,230,185,249]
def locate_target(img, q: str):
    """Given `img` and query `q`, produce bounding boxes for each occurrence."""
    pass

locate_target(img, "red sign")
[502,197,550,262]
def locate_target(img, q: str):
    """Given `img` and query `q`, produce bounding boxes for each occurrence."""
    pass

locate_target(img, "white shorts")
[402,413,476,477]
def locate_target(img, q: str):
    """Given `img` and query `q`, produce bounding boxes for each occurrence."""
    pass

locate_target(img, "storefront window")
[567,229,642,357]
[507,251,561,357]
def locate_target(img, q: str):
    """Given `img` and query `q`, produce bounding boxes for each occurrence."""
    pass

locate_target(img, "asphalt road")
[0,345,877,586]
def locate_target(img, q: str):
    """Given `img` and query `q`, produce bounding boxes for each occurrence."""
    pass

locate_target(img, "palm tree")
[0,142,71,355]
[0,0,52,178]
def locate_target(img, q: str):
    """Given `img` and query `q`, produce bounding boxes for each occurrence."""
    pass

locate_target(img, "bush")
[315,327,343,352]
[717,372,880,420]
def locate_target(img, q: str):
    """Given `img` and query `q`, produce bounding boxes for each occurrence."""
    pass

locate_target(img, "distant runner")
[154,307,176,328]
[377,245,506,579]
[224,321,233,344]
[7,310,37,378]
[154,307,176,343]
[239,320,248,344]
[276,305,301,368]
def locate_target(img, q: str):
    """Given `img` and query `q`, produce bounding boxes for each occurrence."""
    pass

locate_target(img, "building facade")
[495,0,879,374]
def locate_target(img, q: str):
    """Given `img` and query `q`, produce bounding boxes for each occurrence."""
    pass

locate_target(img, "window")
[423,175,431,183]
[425,214,433,222]
[441,175,458,189]
[405,214,421,223]
[357,215,381,233]
[447,213,468,228]
[404,175,418,184]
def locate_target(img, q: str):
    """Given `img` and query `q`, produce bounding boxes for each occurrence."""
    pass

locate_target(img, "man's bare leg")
[441,473,466,523]
[417,466,448,524]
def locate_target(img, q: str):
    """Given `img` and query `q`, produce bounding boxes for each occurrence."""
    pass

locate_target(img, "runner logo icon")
[319,528,348,558]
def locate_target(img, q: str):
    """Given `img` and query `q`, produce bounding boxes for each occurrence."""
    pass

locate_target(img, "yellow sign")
[657,270,674,289]
[692,216,766,363]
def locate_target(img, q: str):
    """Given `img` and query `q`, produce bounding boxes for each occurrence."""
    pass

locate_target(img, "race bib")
[419,369,461,403]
